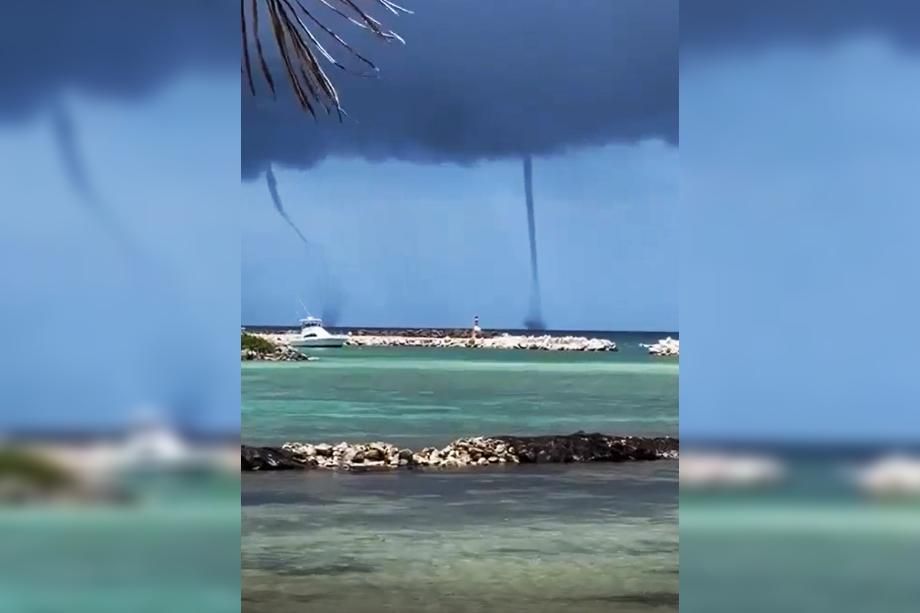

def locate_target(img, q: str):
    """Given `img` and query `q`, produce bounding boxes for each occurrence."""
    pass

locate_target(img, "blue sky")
[680,34,920,441]
[242,141,678,331]
[0,73,239,431]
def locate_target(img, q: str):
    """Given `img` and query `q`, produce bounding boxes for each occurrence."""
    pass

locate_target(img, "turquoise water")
[0,477,240,612]
[681,456,920,613]
[243,342,678,612]
[243,342,677,446]
[682,497,920,613]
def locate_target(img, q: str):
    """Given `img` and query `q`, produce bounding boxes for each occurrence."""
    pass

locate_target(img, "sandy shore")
[7,438,241,480]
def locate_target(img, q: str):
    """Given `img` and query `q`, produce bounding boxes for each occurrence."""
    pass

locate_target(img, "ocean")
[681,455,920,613]
[242,334,678,612]
[242,332,677,446]
[0,476,241,612]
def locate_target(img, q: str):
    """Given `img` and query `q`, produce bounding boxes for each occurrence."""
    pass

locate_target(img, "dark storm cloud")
[241,0,678,178]
[0,0,236,120]
[683,1,920,53]
[1,0,235,260]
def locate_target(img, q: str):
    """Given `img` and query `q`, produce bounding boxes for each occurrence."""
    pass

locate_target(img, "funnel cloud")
[522,156,545,330]
[266,165,309,245]
[265,166,343,324]
[49,102,148,266]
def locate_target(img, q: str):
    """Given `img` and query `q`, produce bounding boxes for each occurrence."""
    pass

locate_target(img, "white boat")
[289,316,348,349]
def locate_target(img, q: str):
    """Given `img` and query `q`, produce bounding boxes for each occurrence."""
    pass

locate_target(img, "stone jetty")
[644,337,679,356]
[241,433,678,471]
[345,333,616,352]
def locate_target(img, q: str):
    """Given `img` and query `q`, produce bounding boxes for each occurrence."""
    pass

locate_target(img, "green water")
[681,458,920,613]
[0,480,240,612]
[243,344,677,446]
[243,343,678,612]
[681,499,920,613]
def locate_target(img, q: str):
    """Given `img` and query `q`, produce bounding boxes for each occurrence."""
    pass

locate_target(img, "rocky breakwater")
[241,433,678,471]
[346,333,616,352]
[348,328,501,339]
[644,336,679,357]
[241,332,313,362]
[241,345,312,362]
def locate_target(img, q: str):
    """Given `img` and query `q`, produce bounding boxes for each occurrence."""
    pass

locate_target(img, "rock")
[492,433,678,464]
[281,442,318,460]
[365,448,384,462]
[242,434,677,472]
[241,335,314,362]
[645,337,679,357]
[345,331,616,352]
[241,446,308,471]
[348,460,390,472]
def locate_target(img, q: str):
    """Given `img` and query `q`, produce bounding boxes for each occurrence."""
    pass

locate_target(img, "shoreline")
[345,332,617,351]
[242,433,678,472]
[242,327,684,359]
[244,325,679,337]
[247,329,619,353]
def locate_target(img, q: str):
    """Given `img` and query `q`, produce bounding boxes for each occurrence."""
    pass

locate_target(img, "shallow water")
[0,479,240,612]
[243,342,678,612]
[243,463,678,613]
[681,456,920,613]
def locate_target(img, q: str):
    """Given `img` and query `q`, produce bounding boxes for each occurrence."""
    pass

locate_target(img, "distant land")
[243,324,680,338]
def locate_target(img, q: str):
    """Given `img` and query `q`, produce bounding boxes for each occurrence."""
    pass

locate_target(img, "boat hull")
[289,337,348,349]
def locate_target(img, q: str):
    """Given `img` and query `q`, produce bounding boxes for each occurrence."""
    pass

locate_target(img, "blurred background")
[681,1,920,612]
[0,1,239,611]
[5,1,920,611]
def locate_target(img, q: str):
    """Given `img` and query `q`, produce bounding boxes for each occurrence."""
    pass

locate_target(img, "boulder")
[241,446,308,471]
[365,447,385,462]
[491,433,678,463]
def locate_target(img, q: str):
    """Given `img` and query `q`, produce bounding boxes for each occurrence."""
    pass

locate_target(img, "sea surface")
[243,334,678,613]
[0,475,240,612]
[681,454,920,613]
[243,332,677,446]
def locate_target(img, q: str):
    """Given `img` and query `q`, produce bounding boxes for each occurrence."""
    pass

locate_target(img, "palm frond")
[241,0,410,118]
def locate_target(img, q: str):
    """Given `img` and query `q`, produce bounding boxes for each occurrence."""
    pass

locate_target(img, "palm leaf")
[241,0,410,117]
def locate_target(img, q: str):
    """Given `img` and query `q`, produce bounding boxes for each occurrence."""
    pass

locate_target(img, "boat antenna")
[297,298,313,318]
